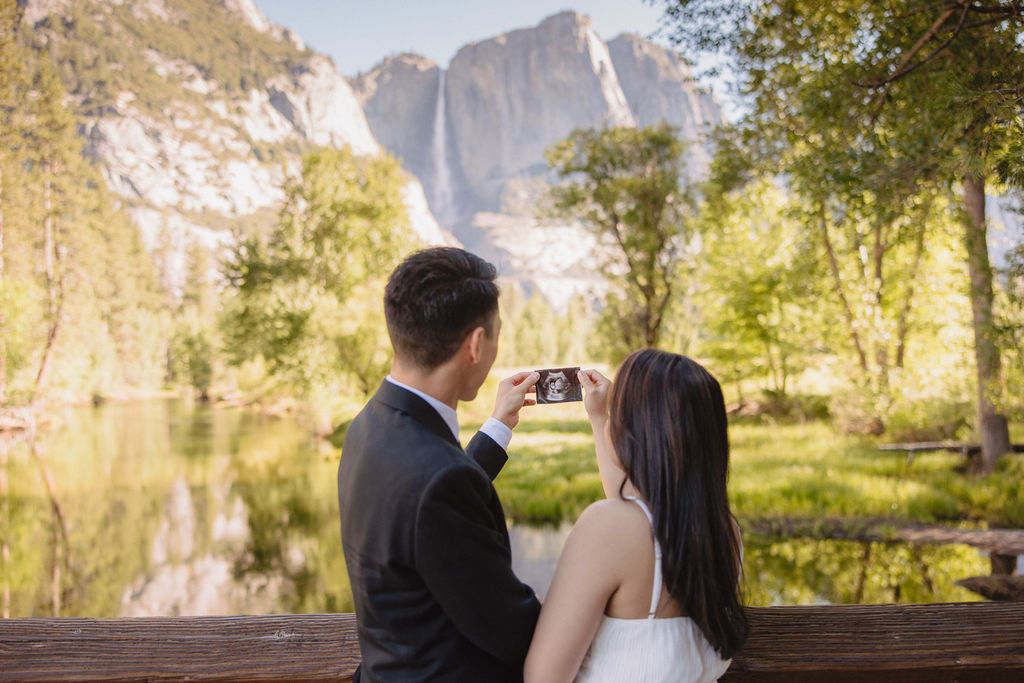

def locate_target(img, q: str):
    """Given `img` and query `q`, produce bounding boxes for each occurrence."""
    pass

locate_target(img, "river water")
[1,399,997,617]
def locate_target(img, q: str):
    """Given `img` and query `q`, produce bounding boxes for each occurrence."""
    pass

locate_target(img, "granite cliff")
[27,2,723,306]
[352,11,724,306]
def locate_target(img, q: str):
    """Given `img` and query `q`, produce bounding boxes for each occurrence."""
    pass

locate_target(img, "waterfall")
[430,68,455,227]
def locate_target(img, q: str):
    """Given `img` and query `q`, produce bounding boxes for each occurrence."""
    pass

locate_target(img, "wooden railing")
[1,603,1022,681]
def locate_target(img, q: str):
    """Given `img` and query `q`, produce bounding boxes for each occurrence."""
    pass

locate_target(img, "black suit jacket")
[338,380,540,682]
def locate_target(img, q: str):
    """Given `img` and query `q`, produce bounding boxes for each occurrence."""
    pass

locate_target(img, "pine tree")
[24,59,84,403]
[0,0,28,403]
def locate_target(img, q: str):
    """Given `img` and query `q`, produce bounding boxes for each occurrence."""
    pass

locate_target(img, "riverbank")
[0,388,188,434]
[468,406,1024,528]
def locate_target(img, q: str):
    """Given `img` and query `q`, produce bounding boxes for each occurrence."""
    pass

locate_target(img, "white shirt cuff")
[480,417,513,451]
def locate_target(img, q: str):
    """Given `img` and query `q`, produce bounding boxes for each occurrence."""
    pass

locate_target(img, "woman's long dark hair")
[609,349,748,658]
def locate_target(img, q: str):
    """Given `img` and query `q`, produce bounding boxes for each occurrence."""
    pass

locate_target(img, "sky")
[251,0,672,77]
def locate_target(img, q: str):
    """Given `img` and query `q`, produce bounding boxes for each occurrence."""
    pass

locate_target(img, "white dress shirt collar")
[385,375,460,441]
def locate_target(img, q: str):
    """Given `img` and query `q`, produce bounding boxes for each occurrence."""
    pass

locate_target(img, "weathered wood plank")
[1,604,1022,681]
[0,614,361,681]
[723,603,1024,682]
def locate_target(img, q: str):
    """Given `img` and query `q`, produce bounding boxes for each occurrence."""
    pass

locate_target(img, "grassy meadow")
[459,372,1024,528]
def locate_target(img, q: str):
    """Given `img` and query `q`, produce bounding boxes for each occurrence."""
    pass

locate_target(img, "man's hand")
[491,371,540,429]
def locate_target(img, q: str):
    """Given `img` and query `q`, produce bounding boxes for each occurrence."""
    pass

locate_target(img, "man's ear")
[465,326,486,363]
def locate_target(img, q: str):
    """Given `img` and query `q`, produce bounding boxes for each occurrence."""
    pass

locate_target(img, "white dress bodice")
[573,498,731,683]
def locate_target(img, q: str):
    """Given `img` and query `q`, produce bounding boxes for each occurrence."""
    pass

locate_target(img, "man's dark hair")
[384,247,500,370]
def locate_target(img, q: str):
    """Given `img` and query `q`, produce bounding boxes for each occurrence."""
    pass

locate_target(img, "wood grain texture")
[726,603,1024,682]
[0,614,360,681]
[2,604,1023,681]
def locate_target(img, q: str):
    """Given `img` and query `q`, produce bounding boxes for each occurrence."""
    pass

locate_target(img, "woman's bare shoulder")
[571,497,651,543]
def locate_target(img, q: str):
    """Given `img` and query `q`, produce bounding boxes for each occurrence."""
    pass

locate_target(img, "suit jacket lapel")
[372,380,461,448]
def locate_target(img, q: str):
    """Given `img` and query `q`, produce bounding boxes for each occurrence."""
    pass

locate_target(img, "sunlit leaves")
[546,123,697,359]
[697,178,823,395]
[221,146,415,401]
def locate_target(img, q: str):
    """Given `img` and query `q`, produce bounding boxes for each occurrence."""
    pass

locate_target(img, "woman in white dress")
[524,349,747,682]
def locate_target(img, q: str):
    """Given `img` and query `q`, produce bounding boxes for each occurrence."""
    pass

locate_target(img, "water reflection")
[0,400,1007,616]
[2,399,350,617]
[509,523,572,597]
[742,536,991,605]
[508,523,996,605]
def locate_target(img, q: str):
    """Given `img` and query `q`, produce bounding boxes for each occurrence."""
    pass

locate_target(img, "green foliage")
[168,325,213,398]
[546,123,697,360]
[221,147,414,402]
[885,397,972,443]
[496,285,597,368]
[697,178,823,397]
[166,240,219,399]
[0,0,26,128]
[995,243,1024,420]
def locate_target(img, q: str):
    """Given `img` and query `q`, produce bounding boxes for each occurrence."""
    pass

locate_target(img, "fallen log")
[956,575,1024,602]
[744,516,1024,555]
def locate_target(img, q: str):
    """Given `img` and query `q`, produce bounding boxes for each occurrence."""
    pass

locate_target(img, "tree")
[698,178,823,401]
[654,0,1023,467]
[0,1,168,406]
[168,239,218,399]
[222,146,414,402]
[0,0,27,403]
[22,59,96,403]
[545,123,697,361]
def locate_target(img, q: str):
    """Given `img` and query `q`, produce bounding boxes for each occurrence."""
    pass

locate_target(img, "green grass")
[459,386,1024,527]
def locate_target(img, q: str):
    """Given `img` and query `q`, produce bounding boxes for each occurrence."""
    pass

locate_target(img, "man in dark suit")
[338,247,542,681]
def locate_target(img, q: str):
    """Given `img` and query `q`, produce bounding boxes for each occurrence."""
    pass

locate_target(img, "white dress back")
[574,498,731,683]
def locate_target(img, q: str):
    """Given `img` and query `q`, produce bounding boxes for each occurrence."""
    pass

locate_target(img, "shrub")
[885,397,972,442]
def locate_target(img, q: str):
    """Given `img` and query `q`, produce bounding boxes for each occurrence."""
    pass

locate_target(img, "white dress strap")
[624,496,662,619]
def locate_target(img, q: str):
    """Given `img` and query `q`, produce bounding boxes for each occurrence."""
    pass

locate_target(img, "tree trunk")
[820,206,868,371]
[32,171,62,405]
[895,217,928,369]
[871,219,889,393]
[0,440,9,619]
[962,172,1011,474]
[0,160,6,403]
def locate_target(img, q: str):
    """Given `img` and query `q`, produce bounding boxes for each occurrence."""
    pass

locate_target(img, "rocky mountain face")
[443,12,636,218]
[30,2,723,306]
[353,11,724,307]
[25,0,449,293]
[606,33,723,177]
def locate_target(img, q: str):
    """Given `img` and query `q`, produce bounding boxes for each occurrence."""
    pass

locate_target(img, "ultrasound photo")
[535,366,583,404]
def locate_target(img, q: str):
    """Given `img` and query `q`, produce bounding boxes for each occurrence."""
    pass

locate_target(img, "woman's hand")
[578,369,623,499]
[577,369,611,421]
